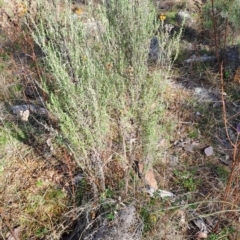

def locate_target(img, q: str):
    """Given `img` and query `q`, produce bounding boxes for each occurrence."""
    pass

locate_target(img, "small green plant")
[216,166,229,183]
[208,226,234,240]
[183,177,197,191]
[165,12,177,24]
[35,180,44,187]
[101,199,117,221]
[0,63,6,72]
[75,178,89,205]
[224,69,231,79]
[174,169,200,191]
[203,0,240,46]
[7,83,23,100]
[0,52,9,61]
[0,129,8,146]
[45,188,66,201]
[188,127,199,139]
[106,212,115,220]
[101,188,114,200]
[176,48,191,64]
[36,228,48,238]
[19,186,67,238]
[140,207,152,232]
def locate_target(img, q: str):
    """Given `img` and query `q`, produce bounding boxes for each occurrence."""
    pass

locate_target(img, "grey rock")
[176,11,194,26]
[144,187,175,199]
[193,87,218,102]
[220,46,240,80]
[219,155,231,165]
[73,173,84,184]
[169,155,179,167]
[204,146,213,157]
[148,36,160,63]
[86,205,143,240]
[11,104,48,116]
[156,189,175,198]
[192,217,208,235]
[184,143,195,153]
[184,54,216,63]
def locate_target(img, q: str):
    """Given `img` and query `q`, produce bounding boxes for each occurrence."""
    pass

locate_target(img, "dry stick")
[220,64,232,199]
[219,10,240,203]
[219,4,236,201]
[220,62,240,227]
[220,63,233,149]
[213,63,229,233]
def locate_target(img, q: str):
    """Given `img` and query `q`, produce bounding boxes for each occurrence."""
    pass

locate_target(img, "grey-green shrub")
[28,0,181,195]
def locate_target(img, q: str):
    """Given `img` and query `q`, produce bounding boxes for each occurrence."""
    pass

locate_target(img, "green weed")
[174,169,200,191]
[188,127,199,139]
[20,186,67,238]
[75,178,91,205]
[208,226,235,240]
[36,228,48,238]
[216,166,230,183]
[0,129,8,146]
[35,180,44,187]
[165,12,177,25]
[101,188,114,200]
[202,0,240,45]
[140,206,153,232]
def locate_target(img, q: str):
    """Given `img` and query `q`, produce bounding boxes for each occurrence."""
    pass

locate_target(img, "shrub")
[203,0,240,46]
[28,0,181,195]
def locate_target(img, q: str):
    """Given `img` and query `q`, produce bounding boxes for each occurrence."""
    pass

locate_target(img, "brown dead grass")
[0,136,77,238]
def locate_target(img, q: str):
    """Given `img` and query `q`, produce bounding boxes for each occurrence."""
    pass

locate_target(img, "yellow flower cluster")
[160,14,166,21]
[73,7,82,15]
[150,214,157,223]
